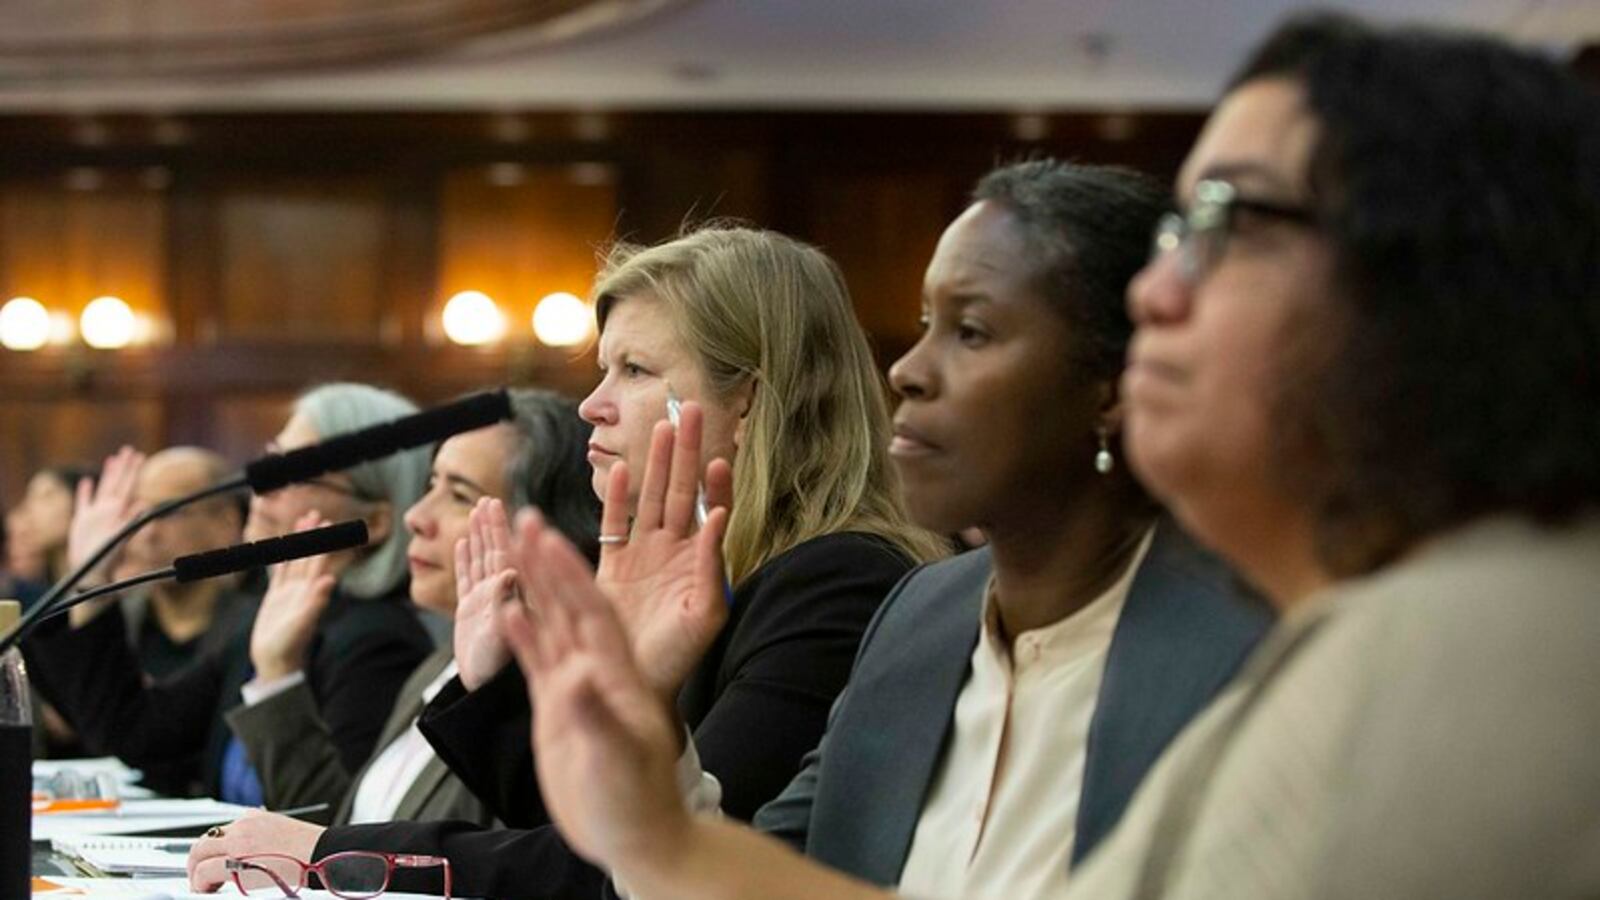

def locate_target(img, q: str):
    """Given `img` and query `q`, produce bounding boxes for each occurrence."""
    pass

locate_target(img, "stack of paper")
[49,837,192,876]
[32,798,254,842]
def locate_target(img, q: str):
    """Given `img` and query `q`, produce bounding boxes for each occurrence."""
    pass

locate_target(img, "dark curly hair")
[1232,14,1600,575]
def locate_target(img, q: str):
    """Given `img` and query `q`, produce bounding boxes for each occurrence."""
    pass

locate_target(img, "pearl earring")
[1095,428,1114,475]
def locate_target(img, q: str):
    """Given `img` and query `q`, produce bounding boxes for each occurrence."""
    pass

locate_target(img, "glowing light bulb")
[532,292,594,347]
[80,295,136,349]
[0,297,50,350]
[442,291,506,346]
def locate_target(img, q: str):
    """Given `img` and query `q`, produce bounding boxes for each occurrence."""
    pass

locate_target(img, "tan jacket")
[1063,515,1600,900]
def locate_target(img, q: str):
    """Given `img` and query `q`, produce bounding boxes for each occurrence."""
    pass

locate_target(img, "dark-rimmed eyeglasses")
[225,851,452,899]
[1151,179,1317,284]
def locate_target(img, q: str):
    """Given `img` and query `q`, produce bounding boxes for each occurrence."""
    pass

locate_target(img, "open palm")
[452,497,522,690]
[67,446,145,572]
[594,404,733,705]
[249,512,338,681]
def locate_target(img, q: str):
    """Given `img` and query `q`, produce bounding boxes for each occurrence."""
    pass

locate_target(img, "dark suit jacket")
[226,645,494,828]
[315,531,915,900]
[750,518,1269,885]
[26,584,431,798]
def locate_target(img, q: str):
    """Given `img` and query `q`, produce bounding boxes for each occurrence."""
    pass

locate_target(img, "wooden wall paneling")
[0,398,163,504]
[206,391,299,468]
[434,162,618,348]
[61,179,168,330]
[800,168,961,358]
[380,171,441,349]
[213,175,389,342]
[0,183,69,315]
[616,144,770,243]
[0,177,169,336]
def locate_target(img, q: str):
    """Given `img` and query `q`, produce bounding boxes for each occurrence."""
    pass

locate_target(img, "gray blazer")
[751,518,1269,885]
[228,646,495,828]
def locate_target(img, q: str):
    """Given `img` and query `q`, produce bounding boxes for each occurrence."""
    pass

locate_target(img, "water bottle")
[0,600,32,898]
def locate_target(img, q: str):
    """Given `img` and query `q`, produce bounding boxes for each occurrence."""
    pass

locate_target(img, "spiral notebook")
[50,835,193,876]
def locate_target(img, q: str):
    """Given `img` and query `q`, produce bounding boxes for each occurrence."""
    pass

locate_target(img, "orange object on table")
[30,797,120,814]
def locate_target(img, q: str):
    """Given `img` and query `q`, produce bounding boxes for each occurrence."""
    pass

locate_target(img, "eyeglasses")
[1151,179,1317,284]
[225,851,452,899]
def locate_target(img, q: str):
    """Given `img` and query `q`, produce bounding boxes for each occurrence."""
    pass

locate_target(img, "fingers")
[695,505,731,608]
[187,816,241,891]
[598,461,631,554]
[633,420,676,532]
[662,402,705,533]
[541,529,634,664]
[100,446,145,511]
[468,500,488,585]
[501,591,548,680]
[517,510,576,661]
[704,457,734,515]
[453,536,472,601]
[485,498,511,571]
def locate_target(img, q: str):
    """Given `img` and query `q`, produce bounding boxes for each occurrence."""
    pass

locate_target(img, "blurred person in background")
[5,464,95,599]
[26,383,434,799]
[97,447,255,679]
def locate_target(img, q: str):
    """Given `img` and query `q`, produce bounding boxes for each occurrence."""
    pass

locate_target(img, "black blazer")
[752,518,1271,883]
[315,531,915,900]
[25,583,431,798]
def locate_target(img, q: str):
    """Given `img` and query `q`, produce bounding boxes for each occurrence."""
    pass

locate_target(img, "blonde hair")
[593,226,946,584]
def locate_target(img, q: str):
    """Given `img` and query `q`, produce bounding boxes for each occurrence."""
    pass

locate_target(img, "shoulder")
[316,585,431,654]
[726,532,919,640]
[1321,516,1600,683]
[737,532,916,604]
[752,532,916,581]
[868,545,992,628]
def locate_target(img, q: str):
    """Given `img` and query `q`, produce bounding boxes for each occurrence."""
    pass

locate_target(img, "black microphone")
[0,521,369,651]
[10,388,513,646]
[244,389,512,494]
[172,519,368,583]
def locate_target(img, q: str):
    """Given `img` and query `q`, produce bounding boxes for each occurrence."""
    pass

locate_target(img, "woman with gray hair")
[224,388,598,827]
[25,382,435,800]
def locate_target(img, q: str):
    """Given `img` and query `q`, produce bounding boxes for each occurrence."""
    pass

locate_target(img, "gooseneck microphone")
[2,389,513,654]
[245,389,511,494]
[0,521,368,651]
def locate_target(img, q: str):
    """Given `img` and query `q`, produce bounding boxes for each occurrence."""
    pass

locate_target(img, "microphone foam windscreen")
[242,389,512,493]
[172,520,370,583]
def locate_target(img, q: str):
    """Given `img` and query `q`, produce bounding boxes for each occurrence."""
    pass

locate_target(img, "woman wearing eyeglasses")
[223,389,598,827]
[25,383,435,800]
[492,14,1600,900]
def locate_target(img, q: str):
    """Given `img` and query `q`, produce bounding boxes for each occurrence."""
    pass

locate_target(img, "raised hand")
[187,809,324,893]
[453,496,522,690]
[66,446,146,626]
[502,511,690,870]
[67,446,146,569]
[249,512,338,682]
[594,401,732,705]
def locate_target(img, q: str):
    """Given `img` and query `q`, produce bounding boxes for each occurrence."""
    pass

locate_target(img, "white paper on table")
[33,758,156,799]
[32,799,255,842]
